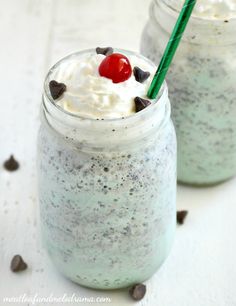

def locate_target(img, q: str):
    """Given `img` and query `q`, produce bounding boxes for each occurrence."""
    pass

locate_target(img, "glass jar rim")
[158,0,236,22]
[43,48,168,125]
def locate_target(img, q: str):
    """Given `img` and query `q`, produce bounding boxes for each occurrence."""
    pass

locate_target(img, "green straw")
[147,0,196,99]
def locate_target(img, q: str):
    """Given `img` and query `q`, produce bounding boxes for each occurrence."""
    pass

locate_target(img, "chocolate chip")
[129,283,146,301]
[133,66,150,83]
[177,210,188,225]
[49,80,66,100]
[104,167,109,172]
[134,97,151,112]
[96,47,113,56]
[3,155,19,171]
[10,255,28,272]
[224,20,229,23]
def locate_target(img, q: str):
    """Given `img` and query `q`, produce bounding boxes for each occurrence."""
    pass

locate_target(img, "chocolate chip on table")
[10,255,28,272]
[134,97,151,112]
[3,155,19,172]
[49,80,66,100]
[177,210,188,225]
[133,66,150,83]
[129,283,146,301]
[96,47,113,56]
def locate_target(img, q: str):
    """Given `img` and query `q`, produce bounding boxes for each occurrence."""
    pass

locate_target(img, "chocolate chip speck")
[129,283,146,301]
[11,255,28,272]
[177,210,188,225]
[134,97,151,112]
[3,155,19,172]
[133,66,150,83]
[49,80,66,100]
[104,167,109,172]
[96,47,113,56]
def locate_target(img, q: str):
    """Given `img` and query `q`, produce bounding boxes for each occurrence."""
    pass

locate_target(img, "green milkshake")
[141,0,236,185]
[37,49,177,289]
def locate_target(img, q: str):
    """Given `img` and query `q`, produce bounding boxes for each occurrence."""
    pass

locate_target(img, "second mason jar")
[37,49,176,289]
[141,0,236,185]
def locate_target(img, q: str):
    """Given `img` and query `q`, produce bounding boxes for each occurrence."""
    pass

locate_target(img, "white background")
[0,0,236,305]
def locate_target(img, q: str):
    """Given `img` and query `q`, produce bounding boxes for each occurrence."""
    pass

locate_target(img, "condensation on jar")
[37,50,177,289]
[141,0,236,185]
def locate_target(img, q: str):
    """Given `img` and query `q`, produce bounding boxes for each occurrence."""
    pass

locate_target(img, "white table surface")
[0,1,236,305]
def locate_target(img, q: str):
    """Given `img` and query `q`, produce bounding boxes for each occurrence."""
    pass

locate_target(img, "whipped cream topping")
[166,0,236,19]
[49,52,155,119]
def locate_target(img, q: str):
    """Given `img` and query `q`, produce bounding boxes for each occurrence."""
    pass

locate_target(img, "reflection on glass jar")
[141,0,236,185]
[37,50,177,289]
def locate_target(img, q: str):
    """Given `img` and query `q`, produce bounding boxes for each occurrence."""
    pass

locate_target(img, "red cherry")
[98,53,132,83]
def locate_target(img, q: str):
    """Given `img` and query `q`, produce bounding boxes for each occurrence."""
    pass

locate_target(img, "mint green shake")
[37,49,176,289]
[141,0,236,185]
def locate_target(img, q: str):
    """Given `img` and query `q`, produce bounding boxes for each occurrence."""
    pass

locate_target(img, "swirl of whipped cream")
[166,0,236,19]
[50,53,155,119]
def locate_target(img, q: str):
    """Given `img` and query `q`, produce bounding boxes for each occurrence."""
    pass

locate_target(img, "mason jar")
[141,0,236,186]
[37,49,176,289]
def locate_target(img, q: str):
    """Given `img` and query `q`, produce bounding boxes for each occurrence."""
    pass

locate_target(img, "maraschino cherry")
[99,53,132,83]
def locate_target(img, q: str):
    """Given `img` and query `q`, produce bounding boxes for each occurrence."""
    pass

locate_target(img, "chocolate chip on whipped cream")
[96,47,113,56]
[133,66,150,83]
[49,80,66,100]
[134,97,151,113]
